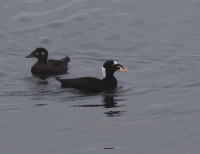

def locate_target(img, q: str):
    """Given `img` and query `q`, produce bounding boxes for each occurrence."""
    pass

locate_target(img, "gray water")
[1,0,200,153]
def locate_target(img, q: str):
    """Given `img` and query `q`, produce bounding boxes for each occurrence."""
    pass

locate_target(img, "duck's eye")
[36,52,39,56]
[117,66,121,69]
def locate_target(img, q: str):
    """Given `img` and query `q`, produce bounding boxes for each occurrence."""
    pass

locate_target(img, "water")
[1,0,200,153]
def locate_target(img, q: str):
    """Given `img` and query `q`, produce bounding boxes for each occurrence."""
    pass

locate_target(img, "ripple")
[11,27,40,35]
[161,43,185,48]
[195,2,200,10]
[9,0,85,21]
[46,22,65,28]
[81,7,109,13]
[96,22,106,26]
[68,90,127,117]
[79,42,148,52]
[155,109,200,119]
[0,33,7,39]
[18,17,32,23]
[104,111,126,117]
[164,49,179,53]
[62,31,85,40]
[103,147,114,149]
[10,13,86,33]
[35,103,47,106]
[180,79,200,88]
[39,37,53,45]
[73,16,88,22]
[104,34,121,41]
[128,20,146,27]
[87,26,99,31]
[0,71,10,77]
[79,42,116,51]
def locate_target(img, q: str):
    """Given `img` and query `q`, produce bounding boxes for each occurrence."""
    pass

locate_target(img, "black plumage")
[26,47,70,76]
[56,60,127,93]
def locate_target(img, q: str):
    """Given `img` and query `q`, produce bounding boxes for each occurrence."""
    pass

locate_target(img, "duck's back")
[48,56,70,74]
[48,60,67,74]
[57,76,117,93]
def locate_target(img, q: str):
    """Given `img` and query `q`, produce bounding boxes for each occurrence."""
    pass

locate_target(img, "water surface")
[1,0,200,153]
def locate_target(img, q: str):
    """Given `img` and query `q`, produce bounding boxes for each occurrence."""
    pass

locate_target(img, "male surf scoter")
[26,47,70,76]
[56,60,127,93]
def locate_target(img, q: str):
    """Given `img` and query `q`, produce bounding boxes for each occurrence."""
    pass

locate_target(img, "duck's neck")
[103,74,115,80]
[37,58,48,64]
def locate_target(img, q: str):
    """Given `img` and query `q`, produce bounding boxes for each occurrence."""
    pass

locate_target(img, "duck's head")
[102,60,128,78]
[26,47,48,61]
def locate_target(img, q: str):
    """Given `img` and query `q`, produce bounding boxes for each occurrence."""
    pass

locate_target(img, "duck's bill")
[120,67,128,72]
[25,52,36,58]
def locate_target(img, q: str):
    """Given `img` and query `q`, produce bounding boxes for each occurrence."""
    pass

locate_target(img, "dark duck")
[26,47,70,76]
[56,60,128,93]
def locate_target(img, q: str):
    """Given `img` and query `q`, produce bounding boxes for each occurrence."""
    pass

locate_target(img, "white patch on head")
[41,52,45,55]
[36,52,39,56]
[114,61,117,65]
[102,66,106,78]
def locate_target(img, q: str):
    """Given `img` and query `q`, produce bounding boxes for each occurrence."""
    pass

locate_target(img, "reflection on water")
[103,147,114,150]
[103,95,126,117]
[71,94,126,117]
[103,96,117,108]
[35,104,47,106]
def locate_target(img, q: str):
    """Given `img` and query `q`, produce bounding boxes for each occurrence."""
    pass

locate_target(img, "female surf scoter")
[56,60,128,93]
[26,47,70,76]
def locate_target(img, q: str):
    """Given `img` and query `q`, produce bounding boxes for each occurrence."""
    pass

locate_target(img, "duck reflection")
[103,96,117,108]
[103,95,126,117]
[71,95,126,117]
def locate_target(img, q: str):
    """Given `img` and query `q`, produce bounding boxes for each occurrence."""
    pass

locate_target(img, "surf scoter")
[56,60,128,93]
[26,47,70,76]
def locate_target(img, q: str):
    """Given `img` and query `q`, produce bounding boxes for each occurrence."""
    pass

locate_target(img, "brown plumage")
[26,47,70,76]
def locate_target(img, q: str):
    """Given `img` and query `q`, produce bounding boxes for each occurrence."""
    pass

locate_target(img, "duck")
[56,60,127,93]
[26,47,70,76]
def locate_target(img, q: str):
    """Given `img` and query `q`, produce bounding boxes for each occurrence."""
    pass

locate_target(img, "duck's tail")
[61,56,70,64]
[55,76,65,86]
[55,76,61,81]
